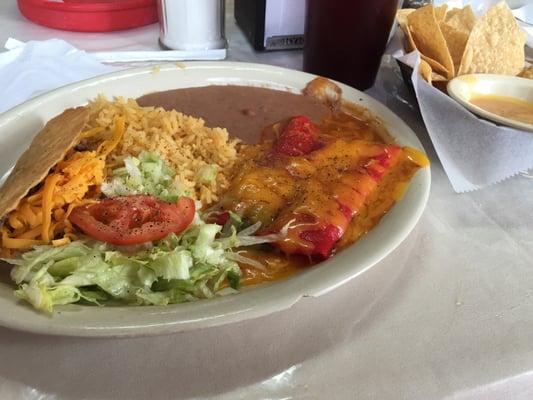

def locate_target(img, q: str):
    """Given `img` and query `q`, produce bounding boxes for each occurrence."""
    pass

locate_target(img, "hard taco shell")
[0,107,89,219]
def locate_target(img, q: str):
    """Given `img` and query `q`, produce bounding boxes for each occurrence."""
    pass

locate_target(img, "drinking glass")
[303,0,400,90]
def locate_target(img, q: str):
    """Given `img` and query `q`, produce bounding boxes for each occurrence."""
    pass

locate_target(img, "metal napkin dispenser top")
[235,0,306,51]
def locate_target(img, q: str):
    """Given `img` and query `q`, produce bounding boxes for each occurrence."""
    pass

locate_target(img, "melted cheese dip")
[470,94,533,125]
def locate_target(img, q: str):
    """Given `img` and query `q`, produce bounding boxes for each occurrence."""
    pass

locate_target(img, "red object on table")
[17,0,159,32]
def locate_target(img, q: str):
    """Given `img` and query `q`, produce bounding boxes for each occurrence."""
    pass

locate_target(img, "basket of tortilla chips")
[396,1,531,91]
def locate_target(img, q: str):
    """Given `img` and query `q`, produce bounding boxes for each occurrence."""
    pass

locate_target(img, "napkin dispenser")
[235,0,306,51]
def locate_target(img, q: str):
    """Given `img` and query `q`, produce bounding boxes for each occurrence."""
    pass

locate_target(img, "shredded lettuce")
[196,164,219,184]
[3,219,282,312]
[15,284,84,313]
[101,151,188,201]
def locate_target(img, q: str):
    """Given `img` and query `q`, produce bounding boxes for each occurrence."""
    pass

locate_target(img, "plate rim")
[0,61,431,337]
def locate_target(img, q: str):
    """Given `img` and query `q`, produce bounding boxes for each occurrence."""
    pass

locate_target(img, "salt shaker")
[158,0,226,51]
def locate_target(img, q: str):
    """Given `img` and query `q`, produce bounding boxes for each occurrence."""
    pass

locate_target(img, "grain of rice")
[84,96,240,204]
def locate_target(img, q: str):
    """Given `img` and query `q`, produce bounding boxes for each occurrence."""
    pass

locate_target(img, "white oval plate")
[0,62,430,337]
[447,74,533,132]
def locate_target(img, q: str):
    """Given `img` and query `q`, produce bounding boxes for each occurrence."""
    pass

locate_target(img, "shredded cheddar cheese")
[52,237,71,247]
[1,117,125,253]
[17,225,42,240]
[1,229,44,249]
[42,174,62,242]
[79,126,105,139]
[98,116,125,156]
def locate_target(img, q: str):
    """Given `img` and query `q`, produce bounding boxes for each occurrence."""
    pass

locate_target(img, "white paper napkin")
[389,1,533,192]
[0,37,228,116]
[0,38,119,114]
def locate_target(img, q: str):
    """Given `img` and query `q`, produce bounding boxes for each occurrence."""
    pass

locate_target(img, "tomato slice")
[69,195,195,246]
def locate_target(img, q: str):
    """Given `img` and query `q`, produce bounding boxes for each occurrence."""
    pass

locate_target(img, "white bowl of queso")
[447,74,533,132]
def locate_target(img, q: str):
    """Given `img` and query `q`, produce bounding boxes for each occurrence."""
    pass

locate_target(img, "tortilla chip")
[445,7,462,21]
[0,107,89,218]
[397,8,415,27]
[399,17,451,78]
[398,19,416,52]
[458,2,526,76]
[420,55,450,78]
[434,5,448,22]
[440,22,470,73]
[445,6,477,34]
[440,6,476,73]
[419,59,433,83]
[407,5,455,79]
[432,72,447,82]
[519,66,533,79]
[432,75,449,93]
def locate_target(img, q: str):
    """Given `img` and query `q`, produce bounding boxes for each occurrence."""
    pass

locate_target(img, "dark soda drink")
[303,0,399,91]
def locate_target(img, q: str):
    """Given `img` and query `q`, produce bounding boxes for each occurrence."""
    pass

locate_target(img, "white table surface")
[1,2,533,400]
